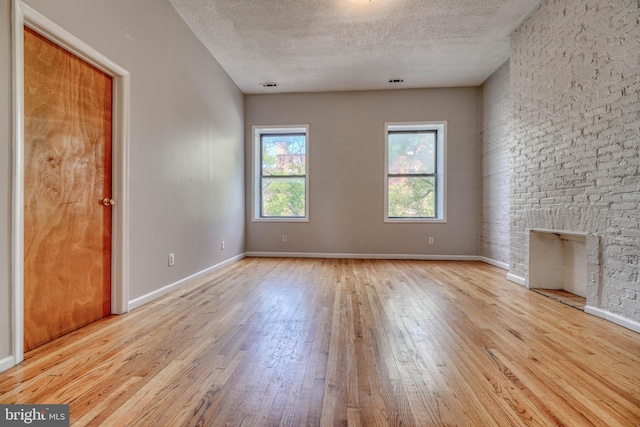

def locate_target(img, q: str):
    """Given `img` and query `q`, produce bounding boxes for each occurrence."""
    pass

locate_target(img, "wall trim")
[0,355,16,373]
[10,0,25,371]
[128,254,246,311]
[506,272,526,287]
[246,252,480,261]
[479,257,509,270]
[585,306,640,334]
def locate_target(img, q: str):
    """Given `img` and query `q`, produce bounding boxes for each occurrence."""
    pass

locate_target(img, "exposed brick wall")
[510,0,640,321]
[481,61,511,265]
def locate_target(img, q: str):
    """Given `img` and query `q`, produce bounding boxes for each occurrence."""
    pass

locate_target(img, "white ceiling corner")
[168,0,541,94]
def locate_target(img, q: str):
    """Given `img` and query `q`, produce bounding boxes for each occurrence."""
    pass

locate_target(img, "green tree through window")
[260,133,306,218]
[387,130,437,218]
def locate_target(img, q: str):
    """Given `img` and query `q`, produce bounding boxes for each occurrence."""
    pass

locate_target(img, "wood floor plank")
[1,258,639,426]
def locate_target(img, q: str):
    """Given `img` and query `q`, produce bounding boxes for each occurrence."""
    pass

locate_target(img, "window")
[385,122,446,222]
[253,125,309,221]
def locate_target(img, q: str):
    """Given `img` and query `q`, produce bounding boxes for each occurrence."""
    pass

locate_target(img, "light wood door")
[23,26,113,351]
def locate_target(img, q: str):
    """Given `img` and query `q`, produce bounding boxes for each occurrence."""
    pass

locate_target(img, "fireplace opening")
[529,230,587,310]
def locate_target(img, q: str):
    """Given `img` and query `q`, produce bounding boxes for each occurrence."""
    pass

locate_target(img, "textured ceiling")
[168,0,541,94]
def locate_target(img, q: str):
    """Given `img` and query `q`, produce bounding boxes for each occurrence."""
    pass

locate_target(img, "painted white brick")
[510,0,640,322]
[480,61,511,265]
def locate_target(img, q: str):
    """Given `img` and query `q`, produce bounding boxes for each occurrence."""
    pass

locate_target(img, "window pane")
[388,131,436,174]
[388,176,436,218]
[261,177,306,217]
[261,134,306,176]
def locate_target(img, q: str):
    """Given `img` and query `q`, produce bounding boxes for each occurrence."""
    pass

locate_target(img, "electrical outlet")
[428,237,434,245]
[282,235,288,243]
[221,241,225,250]
[168,253,175,266]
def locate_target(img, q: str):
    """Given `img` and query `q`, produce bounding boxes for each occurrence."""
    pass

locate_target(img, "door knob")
[102,197,115,206]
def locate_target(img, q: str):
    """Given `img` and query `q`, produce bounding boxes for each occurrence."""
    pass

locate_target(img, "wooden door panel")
[23,26,113,351]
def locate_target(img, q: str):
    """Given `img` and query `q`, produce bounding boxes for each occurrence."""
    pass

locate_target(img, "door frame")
[11,1,130,364]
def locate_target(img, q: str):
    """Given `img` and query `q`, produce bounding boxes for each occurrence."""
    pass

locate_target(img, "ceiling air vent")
[388,79,404,83]
[261,82,278,87]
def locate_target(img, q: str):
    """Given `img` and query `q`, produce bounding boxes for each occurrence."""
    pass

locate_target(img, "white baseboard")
[0,355,16,373]
[246,252,480,261]
[128,253,246,311]
[585,306,640,334]
[506,272,526,287]
[478,257,509,270]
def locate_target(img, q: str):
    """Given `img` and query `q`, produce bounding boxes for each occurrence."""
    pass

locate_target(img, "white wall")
[245,89,480,257]
[0,0,245,363]
[480,61,510,266]
[510,0,640,322]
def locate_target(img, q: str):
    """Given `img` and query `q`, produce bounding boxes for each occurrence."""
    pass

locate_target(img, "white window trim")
[252,125,310,222]
[384,121,447,223]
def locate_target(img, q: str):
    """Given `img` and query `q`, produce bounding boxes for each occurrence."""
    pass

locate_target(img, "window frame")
[384,121,447,223]
[252,125,310,222]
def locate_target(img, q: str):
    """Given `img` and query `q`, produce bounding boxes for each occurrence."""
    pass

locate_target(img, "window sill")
[384,218,447,224]
[252,217,309,223]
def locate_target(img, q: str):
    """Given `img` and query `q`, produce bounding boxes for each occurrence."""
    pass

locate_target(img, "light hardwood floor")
[1,258,639,426]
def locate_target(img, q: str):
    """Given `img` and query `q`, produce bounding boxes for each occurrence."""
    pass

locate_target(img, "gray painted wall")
[244,89,480,256]
[0,0,245,362]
